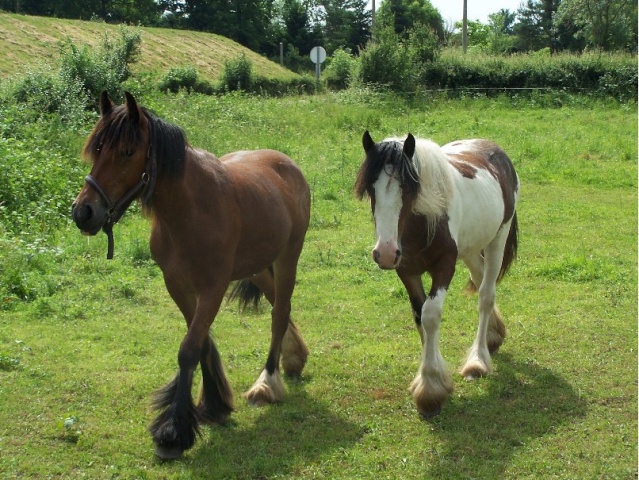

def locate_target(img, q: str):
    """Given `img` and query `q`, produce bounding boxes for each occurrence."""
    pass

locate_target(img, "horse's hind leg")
[280,320,308,376]
[247,268,309,377]
[463,253,506,354]
[244,256,303,406]
[461,228,511,380]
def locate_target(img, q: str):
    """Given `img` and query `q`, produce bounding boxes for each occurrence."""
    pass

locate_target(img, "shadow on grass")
[185,379,364,478]
[425,353,587,478]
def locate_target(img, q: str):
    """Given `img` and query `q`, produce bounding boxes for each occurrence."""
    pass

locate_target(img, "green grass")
[0,92,637,479]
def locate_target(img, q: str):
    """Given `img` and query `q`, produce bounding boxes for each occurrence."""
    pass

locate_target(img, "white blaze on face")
[372,169,403,269]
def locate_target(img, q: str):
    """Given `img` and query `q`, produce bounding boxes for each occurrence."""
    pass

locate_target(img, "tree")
[514,0,561,51]
[489,9,516,35]
[182,0,273,52]
[376,0,444,42]
[556,0,637,50]
[319,0,371,53]
[486,9,517,53]
[8,0,160,23]
[281,0,322,54]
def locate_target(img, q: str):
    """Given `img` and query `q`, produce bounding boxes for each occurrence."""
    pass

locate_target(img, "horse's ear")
[363,130,375,152]
[99,91,113,116]
[404,133,416,158]
[124,91,140,124]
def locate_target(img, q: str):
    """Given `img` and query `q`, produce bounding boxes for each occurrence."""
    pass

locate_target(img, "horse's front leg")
[409,259,456,418]
[397,270,427,345]
[150,284,227,460]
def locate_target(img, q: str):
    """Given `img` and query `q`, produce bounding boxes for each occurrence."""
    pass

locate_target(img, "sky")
[367,1,524,25]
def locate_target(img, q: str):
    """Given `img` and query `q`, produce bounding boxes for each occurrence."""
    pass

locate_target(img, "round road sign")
[310,46,326,64]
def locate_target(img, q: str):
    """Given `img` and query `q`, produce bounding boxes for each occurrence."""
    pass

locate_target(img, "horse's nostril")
[73,204,94,225]
[373,249,380,264]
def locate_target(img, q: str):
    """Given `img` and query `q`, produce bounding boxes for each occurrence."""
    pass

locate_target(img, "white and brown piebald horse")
[355,131,520,418]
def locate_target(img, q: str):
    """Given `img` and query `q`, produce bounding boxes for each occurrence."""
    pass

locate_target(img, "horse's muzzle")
[72,200,106,236]
[372,246,402,270]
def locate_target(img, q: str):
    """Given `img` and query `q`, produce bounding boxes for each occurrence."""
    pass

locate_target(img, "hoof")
[418,405,442,419]
[283,370,302,380]
[487,344,502,355]
[155,445,184,460]
[196,405,229,426]
[464,370,483,381]
[244,369,285,406]
[244,385,277,407]
[461,365,488,381]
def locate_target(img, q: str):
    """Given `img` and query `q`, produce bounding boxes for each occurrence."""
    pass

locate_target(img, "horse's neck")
[151,146,226,217]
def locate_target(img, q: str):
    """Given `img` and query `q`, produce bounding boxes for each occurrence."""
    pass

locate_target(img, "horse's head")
[355,131,420,270]
[72,91,152,258]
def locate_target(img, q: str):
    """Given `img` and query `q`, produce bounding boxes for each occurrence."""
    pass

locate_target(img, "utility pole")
[462,0,468,53]
[371,0,376,41]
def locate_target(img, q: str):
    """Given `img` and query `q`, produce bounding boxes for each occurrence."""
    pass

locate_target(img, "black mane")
[354,139,420,201]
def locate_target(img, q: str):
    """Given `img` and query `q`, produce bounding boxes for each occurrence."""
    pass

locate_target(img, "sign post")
[309,46,326,90]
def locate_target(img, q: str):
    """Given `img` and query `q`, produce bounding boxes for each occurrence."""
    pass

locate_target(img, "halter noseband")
[85,120,155,260]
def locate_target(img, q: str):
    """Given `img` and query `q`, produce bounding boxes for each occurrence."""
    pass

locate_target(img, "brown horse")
[72,92,311,459]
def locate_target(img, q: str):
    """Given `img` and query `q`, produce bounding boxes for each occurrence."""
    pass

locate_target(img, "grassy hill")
[0,12,297,82]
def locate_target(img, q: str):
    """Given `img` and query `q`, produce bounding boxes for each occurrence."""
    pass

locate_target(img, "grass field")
[0,91,637,479]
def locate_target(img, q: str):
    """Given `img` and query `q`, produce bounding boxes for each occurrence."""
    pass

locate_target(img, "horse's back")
[222,149,310,218]
[219,149,310,273]
[442,139,518,190]
[221,149,308,190]
[441,139,519,258]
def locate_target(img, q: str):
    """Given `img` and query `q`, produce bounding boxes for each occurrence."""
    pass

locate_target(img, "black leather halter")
[84,119,155,260]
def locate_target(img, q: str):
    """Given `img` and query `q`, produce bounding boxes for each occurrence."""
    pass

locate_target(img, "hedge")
[419,51,637,101]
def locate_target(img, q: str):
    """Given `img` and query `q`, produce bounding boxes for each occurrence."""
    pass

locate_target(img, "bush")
[6,66,89,127]
[220,54,253,92]
[252,75,316,96]
[158,66,213,94]
[3,25,141,122]
[325,48,356,90]
[0,126,85,235]
[359,27,415,92]
[406,22,441,65]
[358,24,440,93]
[59,25,141,103]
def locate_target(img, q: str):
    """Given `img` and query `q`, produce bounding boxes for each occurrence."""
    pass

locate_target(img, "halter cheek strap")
[84,114,156,260]
[84,171,149,259]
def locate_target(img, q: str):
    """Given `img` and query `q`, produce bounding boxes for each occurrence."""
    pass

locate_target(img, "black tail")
[228,279,264,312]
[497,212,518,283]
